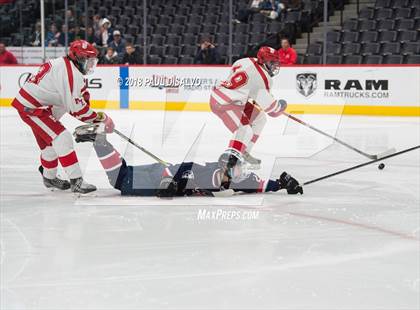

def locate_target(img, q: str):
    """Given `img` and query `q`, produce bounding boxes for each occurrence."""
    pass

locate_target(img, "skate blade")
[73,191,98,198]
[45,186,70,192]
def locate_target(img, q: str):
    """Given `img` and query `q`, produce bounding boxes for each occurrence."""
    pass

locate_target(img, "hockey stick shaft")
[113,129,171,167]
[284,112,381,159]
[302,145,419,186]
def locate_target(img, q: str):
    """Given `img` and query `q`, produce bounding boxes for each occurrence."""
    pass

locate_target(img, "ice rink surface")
[1,108,419,310]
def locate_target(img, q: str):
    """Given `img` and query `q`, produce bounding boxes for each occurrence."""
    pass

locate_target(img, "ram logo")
[296,73,317,97]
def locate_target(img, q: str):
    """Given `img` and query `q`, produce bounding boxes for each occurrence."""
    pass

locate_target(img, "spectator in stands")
[194,37,221,64]
[45,23,60,47]
[73,25,85,41]
[85,27,97,44]
[98,18,113,47]
[92,15,101,37]
[0,42,18,64]
[278,38,297,65]
[58,24,75,47]
[285,0,303,11]
[122,43,142,65]
[65,8,76,27]
[109,30,126,56]
[234,0,264,23]
[30,21,42,47]
[260,1,284,20]
[99,47,120,64]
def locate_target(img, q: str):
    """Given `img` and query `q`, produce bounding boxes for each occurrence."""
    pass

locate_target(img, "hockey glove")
[278,172,303,195]
[267,99,287,118]
[156,177,178,198]
[95,112,114,133]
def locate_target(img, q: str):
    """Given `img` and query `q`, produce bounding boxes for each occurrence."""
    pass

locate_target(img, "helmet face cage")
[227,162,250,183]
[76,56,98,75]
[69,40,98,75]
[264,60,280,77]
[219,150,249,183]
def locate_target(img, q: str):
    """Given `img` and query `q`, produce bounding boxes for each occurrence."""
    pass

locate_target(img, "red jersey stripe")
[11,98,27,111]
[80,111,97,122]
[250,58,269,90]
[19,88,42,107]
[71,104,90,117]
[213,88,233,104]
[63,57,74,94]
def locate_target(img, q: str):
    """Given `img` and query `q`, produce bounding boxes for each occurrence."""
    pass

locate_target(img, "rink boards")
[0,64,419,116]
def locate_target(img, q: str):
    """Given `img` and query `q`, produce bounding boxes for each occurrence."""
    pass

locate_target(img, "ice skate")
[243,151,261,170]
[70,177,97,194]
[38,166,70,190]
[73,123,106,144]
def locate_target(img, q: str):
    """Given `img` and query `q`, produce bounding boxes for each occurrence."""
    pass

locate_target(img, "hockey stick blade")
[302,145,419,187]
[374,147,397,160]
[284,112,395,160]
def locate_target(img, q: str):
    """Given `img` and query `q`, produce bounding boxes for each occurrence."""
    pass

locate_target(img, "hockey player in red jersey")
[11,40,114,193]
[210,46,286,169]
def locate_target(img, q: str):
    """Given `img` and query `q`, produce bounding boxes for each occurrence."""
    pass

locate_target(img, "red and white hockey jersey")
[13,56,97,122]
[213,57,278,114]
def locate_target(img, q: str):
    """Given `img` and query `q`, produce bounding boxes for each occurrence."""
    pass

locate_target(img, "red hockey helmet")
[257,46,280,76]
[68,40,98,75]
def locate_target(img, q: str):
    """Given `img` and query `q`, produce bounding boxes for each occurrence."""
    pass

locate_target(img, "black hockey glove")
[278,172,303,195]
[156,177,178,198]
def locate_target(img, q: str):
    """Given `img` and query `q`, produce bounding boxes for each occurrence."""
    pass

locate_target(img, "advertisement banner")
[1,65,419,116]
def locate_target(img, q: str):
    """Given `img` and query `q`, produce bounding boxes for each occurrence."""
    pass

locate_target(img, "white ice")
[1,108,419,310]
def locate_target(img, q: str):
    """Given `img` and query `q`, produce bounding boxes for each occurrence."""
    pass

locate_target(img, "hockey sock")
[40,146,58,179]
[93,140,127,190]
[228,124,253,154]
[247,112,267,153]
[52,131,82,179]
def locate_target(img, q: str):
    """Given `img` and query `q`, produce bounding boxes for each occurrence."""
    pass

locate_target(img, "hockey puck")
[378,163,385,170]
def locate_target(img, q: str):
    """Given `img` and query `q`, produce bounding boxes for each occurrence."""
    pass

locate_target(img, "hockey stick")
[284,112,396,160]
[302,145,419,186]
[113,129,171,167]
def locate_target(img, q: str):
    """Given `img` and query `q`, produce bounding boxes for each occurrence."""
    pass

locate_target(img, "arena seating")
[305,0,420,63]
[4,1,417,64]
[1,0,330,64]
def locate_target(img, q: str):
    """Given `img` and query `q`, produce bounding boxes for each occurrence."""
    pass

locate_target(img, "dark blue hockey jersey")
[113,160,280,196]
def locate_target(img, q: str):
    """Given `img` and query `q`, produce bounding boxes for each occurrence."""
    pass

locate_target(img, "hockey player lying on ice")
[73,125,303,198]
[11,40,114,194]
